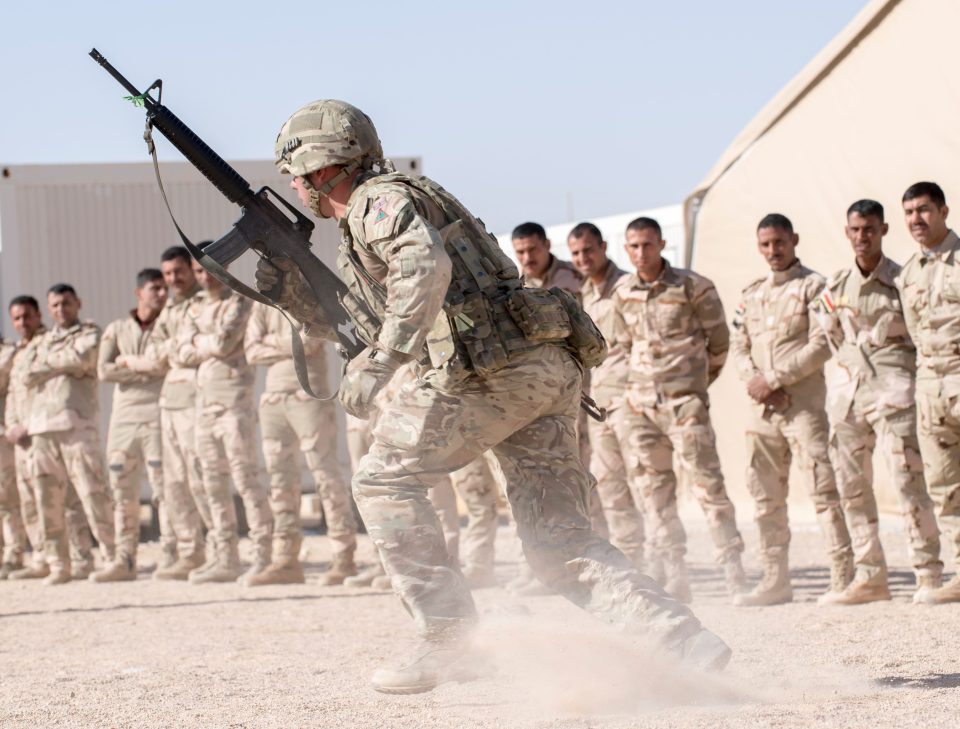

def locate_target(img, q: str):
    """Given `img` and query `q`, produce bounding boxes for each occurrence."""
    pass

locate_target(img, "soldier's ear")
[942,204,949,222]
[881,222,890,236]
[544,238,552,252]
[791,233,800,247]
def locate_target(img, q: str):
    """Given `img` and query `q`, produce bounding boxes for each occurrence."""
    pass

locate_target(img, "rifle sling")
[143,120,344,402]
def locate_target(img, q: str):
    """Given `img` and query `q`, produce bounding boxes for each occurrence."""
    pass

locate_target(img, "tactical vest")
[340,172,592,375]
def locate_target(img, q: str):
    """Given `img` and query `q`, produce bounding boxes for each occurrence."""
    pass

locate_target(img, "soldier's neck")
[590,259,611,286]
[855,251,882,275]
[636,258,664,283]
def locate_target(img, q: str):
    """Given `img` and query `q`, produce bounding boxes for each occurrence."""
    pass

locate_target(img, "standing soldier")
[0,334,28,576]
[22,284,114,584]
[91,269,171,582]
[813,200,941,605]
[568,222,648,572]
[898,181,960,604]
[732,214,853,607]
[243,302,357,586]
[612,217,745,602]
[258,100,730,692]
[448,452,502,588]
[5,296,95,581]
[152,247,210,580]
[181,262,271,584]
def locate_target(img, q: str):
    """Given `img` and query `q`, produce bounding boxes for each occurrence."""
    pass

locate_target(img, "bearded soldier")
[256,100,731,694]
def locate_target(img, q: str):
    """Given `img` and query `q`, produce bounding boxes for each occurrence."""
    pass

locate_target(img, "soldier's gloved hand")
[255,256,322,326]
[339,347,408,419]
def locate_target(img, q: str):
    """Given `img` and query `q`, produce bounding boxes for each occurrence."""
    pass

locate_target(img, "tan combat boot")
[914,574,960,604]
[90,556,137,583]
[0,558,24,580]
[189,541,241,584]
[43,567,72,586]
[153,551,206,581]
[817,552,855,604]
[343,562,386,588]
[462,565,498,590]
[371,635,478,694]
[819,572,891,606]
[663,556,692,604]
[371,574,394,590]
[318,551,357,586]
[244,558,305,587]
[239,542,272,585]
[9,562,51,580]
[911,573,944,604]
[71,559,94,581]
[723,554,748,597]
[734,551,792,607]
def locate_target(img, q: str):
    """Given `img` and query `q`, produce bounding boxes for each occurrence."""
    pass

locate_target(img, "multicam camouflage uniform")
[731,259,853,602]
[612,260,744,599]
[97,311,170,574]
[0,339,28,572]
[244,302,356,581]
[150,283,209,577]
[813,256,940,592]
[23,322,114,579]
[899,230,960,598]
[178,289,271,579]
[4,329,95,578]
[288,170,702,649]
[582,261,647,570]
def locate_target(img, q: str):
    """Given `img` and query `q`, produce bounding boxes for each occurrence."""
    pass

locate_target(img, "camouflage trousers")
[260,391,356,562]
[916,389,960,564]
[354,344,699,645]
[746,404,852,561]
[31,427,114,570]
[0,437,27,565]
[195,404,272,559]
[429,478,461,563]
[106,419,173,564]
[448,450,502,574]
[160,407,208,560]
[623,394,743,564]
[14,442,93,568]
[587,405,647,568]
[831,390,941,580]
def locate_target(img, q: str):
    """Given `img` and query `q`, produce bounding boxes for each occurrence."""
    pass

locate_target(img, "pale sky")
[0,0,867,233]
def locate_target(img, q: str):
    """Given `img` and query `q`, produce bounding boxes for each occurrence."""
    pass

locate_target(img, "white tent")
[685,0,960,510]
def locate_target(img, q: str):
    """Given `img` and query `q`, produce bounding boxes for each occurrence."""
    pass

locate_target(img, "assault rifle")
[89,48,364,386]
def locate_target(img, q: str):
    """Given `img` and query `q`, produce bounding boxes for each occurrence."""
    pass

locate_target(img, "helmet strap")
[301,160,362,219]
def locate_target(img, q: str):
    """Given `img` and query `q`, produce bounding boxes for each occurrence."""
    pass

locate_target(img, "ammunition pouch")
[505,288,573,341]
[550,287,608,369]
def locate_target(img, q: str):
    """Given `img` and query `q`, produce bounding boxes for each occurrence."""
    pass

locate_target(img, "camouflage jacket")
[526,255,584,297]
[244,302,329,394]
[581,260,629,410]
[149,283,202,411]
[613,260,728,406]
[731,259,830,409]
[3,329,45,435]
[812,255,915,419]
[0,339,14,433]
[23,321,101,434]
[898,229,960,397]
[99,311,165,424]
[176,288,254,409]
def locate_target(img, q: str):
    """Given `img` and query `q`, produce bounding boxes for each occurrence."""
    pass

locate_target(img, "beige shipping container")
[0,157,420,503]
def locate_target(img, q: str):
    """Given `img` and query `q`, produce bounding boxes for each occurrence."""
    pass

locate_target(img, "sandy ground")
[1,512,958,729]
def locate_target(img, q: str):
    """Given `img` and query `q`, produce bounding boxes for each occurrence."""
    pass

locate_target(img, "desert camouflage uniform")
[244,303,355,565]
[898,230,960,565]
[0,339,28,568]
[813,257,941,582]
[99,311,170,567]
[4,329,94,571]
[731,260,852,564]
[306,172,699,645]
[178,289,271,566]
[448,450,503,577]
[151,283,208,562]
[613,261,743,566]
[24,322,114,573]
[583,261,647,568]
[526,255,607,536]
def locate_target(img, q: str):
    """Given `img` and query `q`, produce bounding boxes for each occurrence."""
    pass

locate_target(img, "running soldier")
[244,302,357,586]
[92,268,171,582]
[21,284,114,584]
[813,199,941,605]
[732,214,853,606]
[180,262,271,584]
[898,181,960,604]
[257,99,730,693]
[612,217,745,602]
[152,247,211,580]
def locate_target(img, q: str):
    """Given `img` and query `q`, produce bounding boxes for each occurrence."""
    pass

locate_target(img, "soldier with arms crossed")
[257,100,730,694]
